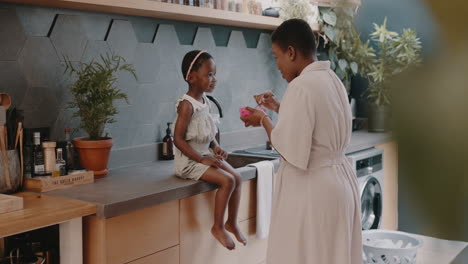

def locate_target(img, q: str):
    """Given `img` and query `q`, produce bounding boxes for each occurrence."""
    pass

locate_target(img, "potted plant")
[64,53,137,178]
[317,7,375,92]
[365,18,422,132]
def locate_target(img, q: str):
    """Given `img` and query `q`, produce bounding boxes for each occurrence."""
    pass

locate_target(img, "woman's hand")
[213,146,228,160]
[254,92,280,113]
[200,156,223,168]
[240,106,268,127]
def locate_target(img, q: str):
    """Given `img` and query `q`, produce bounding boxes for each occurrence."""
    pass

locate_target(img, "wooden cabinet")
[84,200,179,264]
[127,246,179,264]
[179,180,268,264]
[376,141,399,230]
[82,142,398,264]
[83,180,269,264]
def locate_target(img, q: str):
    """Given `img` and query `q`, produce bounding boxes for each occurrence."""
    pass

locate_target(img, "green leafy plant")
[366,18,422,106]
[63,53,137,140]
[317,7,375,92]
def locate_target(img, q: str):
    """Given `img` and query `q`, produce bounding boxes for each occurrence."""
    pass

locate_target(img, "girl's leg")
[220,161,247,245]
[200,167,236,250]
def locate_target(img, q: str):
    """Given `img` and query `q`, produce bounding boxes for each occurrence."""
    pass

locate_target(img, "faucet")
[206,95,223,144]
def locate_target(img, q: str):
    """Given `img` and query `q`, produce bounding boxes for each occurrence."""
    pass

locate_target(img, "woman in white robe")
[241,19,362,264]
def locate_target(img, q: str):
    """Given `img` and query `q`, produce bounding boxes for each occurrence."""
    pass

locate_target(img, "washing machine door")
[360,176,382,230]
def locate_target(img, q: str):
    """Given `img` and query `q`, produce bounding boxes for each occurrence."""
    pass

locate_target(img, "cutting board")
[0,193,23,214]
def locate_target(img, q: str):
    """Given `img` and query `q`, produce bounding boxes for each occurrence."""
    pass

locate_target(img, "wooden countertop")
[0,192,96,237]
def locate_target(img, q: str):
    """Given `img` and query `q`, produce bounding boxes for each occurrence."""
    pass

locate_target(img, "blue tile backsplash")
[0,3,285,160]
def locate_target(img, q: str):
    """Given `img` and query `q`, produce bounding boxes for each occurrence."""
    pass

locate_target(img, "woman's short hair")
[271,19,316,57]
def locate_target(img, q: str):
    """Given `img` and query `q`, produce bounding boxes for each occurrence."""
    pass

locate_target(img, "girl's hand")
[213,146,228,160]
[200,156,222,168]
[254,92,280,113]
[240,106,268,127]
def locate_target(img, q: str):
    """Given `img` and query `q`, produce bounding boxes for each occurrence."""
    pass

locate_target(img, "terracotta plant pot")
[73,137,113,179]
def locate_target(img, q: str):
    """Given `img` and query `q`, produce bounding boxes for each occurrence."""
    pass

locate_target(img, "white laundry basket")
[362,230,423,264]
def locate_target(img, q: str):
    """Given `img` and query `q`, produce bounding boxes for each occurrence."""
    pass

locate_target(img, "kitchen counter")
[0,192,96,264]
[0,192,96,237]
[46,129,392,218]
[408,232,467,264]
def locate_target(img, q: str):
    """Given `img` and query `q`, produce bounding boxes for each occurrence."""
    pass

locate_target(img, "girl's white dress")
[173,94,218,180]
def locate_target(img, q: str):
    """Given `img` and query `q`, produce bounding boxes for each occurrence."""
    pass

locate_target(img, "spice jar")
[42,141,56,175]
[235,0,242,12]
[220,0,228,10]
[228,0,236,11]
[202,0,213,8]
[255,1,263,15]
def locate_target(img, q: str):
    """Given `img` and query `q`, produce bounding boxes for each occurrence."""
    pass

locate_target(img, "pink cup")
[239,107,266,117]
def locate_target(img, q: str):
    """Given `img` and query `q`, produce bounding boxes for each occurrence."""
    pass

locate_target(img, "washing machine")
[347,148,384,230]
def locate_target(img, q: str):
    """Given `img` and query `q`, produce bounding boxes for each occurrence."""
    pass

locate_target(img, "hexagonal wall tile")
[133,43,159,84]
[131,18,158,43]
[155,24,180,46]
[19,86,59,128]
[0,8,26,60]
[50,14,87,61]
[174,23,197,45]
[15,5,57,36]
[193,27,216,50]
[227,30,247,49]
[154,24,183,64]
[18,36,61,87]
[105,19,138,63]
[130,124,156,146]
[81,40,111,64]
[49,108,81,141]
[80,13,112,40]
[257,33,272,50]
[55,60,80,108]
[242,30,261,48]
[0,61,28,107]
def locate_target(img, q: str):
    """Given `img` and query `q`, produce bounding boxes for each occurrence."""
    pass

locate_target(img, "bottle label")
[34,164,45,173]
[59,165,67,176]
[162,143,168,156]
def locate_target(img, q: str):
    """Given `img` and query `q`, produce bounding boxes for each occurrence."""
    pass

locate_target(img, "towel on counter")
[248,160,275,239]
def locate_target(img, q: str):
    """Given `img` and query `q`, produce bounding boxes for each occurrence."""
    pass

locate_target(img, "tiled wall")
[0,3,285,167]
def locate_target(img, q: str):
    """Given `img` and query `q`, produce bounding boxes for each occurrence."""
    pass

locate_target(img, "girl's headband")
[185,50,207,81]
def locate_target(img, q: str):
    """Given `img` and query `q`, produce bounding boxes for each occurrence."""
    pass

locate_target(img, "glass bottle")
[64,128,75,172]
[32,132,47,177]
[160,123,174,160]
[54,148,66,177]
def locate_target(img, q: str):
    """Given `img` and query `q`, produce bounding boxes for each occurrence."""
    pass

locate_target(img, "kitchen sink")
[226,153,277,169]
[232,146,280,159]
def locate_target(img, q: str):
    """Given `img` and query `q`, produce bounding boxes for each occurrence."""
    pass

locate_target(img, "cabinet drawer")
[106,200,179,264]
[180,216,267,264]
[128,245,179,264]
[180,180,267,264]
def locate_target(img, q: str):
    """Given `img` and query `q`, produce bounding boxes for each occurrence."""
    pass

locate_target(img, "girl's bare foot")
[211,226,236,250]
[225,222,247,246]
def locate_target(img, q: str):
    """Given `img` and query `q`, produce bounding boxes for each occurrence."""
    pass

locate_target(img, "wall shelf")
[2,0,319,31]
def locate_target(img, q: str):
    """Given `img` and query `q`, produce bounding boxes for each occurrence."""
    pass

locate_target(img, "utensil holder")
[0,150,21,194]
